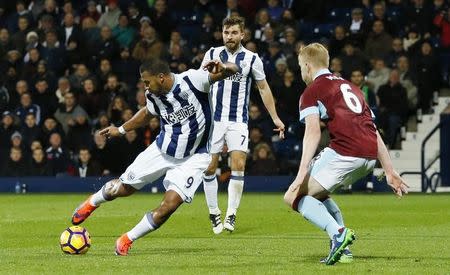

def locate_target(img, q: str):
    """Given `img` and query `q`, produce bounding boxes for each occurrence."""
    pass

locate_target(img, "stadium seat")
[327,8,352,24]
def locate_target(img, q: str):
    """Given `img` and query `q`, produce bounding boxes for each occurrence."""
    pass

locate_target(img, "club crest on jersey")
[163,103,196,124]
[127,171,135,181]
[240,61,247,68]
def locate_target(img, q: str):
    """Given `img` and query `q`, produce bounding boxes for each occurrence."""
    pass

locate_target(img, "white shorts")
[209,121,248,153]
[309,147,376,192]
[119,143,211,203]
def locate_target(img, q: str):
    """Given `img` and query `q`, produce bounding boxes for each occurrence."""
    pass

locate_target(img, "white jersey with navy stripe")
[202,45,265,123]
[145,69,212,159]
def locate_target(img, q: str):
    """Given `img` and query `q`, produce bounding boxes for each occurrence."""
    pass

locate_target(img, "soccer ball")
[60,226,91,254]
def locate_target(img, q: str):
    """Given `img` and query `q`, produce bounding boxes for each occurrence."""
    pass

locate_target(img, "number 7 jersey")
[299,71,377,159]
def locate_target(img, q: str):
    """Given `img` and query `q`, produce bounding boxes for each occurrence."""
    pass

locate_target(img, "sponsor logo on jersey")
[163,103,196,124]
[226,72,243,82]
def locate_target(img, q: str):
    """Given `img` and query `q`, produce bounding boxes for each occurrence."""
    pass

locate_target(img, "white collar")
[313,68,331,80]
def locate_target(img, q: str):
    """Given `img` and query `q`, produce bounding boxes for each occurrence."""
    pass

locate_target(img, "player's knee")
[103,179,134,198]
[159,199,181,217]
[231,158,246,171]
[283,191,303,212]
[204,166,216,176]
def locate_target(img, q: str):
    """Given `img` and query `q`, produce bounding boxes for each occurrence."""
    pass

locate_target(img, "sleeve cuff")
[299,106,319,123]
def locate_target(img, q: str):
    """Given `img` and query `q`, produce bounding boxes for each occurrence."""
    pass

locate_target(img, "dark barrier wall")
[0,176,388,193]
[441,107,450,186]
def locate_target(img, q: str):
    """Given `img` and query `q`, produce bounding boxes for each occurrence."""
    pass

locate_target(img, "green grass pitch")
[1,193,449,274]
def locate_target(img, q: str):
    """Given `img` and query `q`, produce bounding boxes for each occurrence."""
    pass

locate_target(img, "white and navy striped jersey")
[145,69,212,159]
[202,45,265,123]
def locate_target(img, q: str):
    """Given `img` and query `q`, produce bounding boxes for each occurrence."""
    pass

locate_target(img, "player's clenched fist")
[99,126,121,138]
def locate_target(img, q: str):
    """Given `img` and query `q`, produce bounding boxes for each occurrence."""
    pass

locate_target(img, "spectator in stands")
[78,78,106,119]
[54,91,89,134]
[29,147,52,176]
[248,104,274,139]
[280,27,297,58]
[55,77,71,104]
[149,0,173,43]
[0,28,13,61]
[328,25,348,59]
[15,93,41,125]
[370,1,398,36]
[377,69,408,148]
[1,147,29,176]
[403,25,422,54]
[0,111,17,160]
[414,41,440,114]
[433,7,450,86]
[36,14,56,42]
[24,31,40,54]
[396,55,418,113]
[365,20,393,61]
[92,26,119,66]
[385,37,406,68]
[142,116,160,146]
[59,12,83,49]
[266,0,284,21]
[66,111,91,153]
[346,7,370,49]
[279,9,297,30]
[39,116,64,148]
[339,42,369,78]
[120,129,145,169]
[131,25,164,61]
[91,129,115,175]
[21,47,41,82]
[75,147,102,177]
[30,139,43,152]
[80,1,101,23]
[6,1,33,34]
[21,113,40,147]
[275,69,304,124]
[68,63,91,92]
[10,16,30,54]
[405,0,433,37]
[112,14,136,49]
[248,126,267,156]
[97,0,121,29]
[253,9,272,42]
[31,60,57,92]
[366,58,391,94]
[81,17,100,66]
[262,41,286,78]
[133,89,146,112]
[32,78,58,120]
[248,142,279,175]
[350,69,377,114]
[45,132,71,176]
[104,74,129,104]
[127,2,142,29]
[95,58,112,89]
[168,44,189,73]
[330,57,343,77]
[38,0,61,24]
[8,80,28,110]
[39,29,66,75]
[107,95,129,126]
[94,112,111,131]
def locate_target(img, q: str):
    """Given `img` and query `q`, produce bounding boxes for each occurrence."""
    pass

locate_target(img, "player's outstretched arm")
[256,79,285,139]
[203,60,239,83]
[99,107,151,138]
[376,130,409,197]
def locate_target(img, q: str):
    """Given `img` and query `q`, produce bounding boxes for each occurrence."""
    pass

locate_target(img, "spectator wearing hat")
[81,1,101,23]
[97,0,121,29]
[15,92,41,125]
[0,147,29,177]
[24,31,40,54]
[112,14,136,48]
[39,29,66,75]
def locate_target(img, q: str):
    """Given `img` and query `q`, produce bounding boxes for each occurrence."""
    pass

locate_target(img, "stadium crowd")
[0,0,448,179]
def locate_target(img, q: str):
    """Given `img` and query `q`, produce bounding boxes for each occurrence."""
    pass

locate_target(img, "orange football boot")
[115,233,133,256]
[71,195,98,225]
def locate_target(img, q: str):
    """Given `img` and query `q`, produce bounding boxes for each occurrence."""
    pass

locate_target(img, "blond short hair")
[298,43,330,68]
